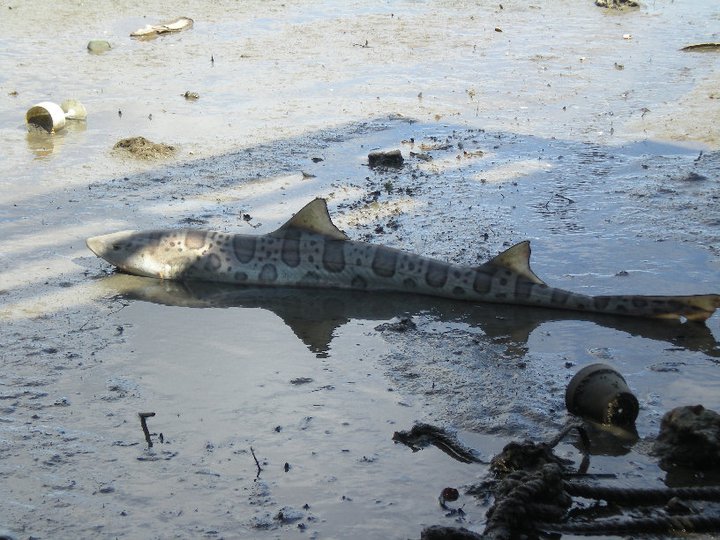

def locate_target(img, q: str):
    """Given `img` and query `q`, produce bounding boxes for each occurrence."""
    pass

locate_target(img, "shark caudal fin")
[594,294,720,322]
[649,294,720,323]
[482,241,546,285]
[270,198,349,240]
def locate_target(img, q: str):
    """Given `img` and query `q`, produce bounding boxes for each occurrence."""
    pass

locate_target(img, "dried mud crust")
[113,136,176,160]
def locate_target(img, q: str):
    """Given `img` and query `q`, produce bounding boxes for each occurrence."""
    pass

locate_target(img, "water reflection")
[97,274,720,359]
[25,120,86,158]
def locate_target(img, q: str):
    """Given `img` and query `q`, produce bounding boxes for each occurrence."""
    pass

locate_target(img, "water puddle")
[1,0,719,538]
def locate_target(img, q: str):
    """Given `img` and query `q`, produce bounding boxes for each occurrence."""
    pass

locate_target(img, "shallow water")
[1,1,720,538]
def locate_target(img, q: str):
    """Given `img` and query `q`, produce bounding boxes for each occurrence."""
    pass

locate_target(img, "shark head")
[86,230,169,278]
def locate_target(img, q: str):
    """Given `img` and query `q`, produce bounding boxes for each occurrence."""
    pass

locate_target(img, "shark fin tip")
[272,198,349,240]
[486,240,546,285]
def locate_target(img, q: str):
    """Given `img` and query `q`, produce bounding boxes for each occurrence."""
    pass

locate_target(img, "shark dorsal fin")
[484,241,546,285]
[271,198,349,240]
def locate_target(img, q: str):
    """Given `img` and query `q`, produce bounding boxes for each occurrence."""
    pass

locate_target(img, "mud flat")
[1,1,719,538]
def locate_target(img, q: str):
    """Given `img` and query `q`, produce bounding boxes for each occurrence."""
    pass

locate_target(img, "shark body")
[86,198,720,322]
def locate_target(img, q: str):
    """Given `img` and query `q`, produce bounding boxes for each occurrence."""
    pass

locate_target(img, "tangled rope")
[564,482,720,505]
[539,514,720,536]
[478,430,720,539]
[483,464,570,539]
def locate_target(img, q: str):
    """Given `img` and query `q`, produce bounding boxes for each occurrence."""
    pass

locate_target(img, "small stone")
[653,405,720,470]
[87,40,112,54]
[368,149,404,168]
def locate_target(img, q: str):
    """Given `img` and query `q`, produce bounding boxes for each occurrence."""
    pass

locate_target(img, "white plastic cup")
[26,102,66,133]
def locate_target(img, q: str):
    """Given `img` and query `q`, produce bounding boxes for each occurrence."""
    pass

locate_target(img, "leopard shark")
[86,198,720,323]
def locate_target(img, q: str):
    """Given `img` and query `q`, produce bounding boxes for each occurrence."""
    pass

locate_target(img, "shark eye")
[112,244,122,251]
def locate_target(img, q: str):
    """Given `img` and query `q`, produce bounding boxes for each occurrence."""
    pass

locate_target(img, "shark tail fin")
[271,198,349,240]
[668,294,720,322]
[482,241,546,285]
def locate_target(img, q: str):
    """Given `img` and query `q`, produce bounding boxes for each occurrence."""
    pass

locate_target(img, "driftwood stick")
[139,412,156,447]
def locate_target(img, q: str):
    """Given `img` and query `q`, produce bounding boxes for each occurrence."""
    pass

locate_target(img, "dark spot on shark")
[403,278,417,289]
[259,264,278,282]
[323,240,345,273]
[473,269,493,294]
[425,261,448,288]
[453,286,465,296]
[281,229,301,267]
[515,280,534,298]
[499,278,508,286]
[233,235,256,263]
[234,271,248,282]
[593,297,611,310]
[372,247,398,278]
[185,231,206,249]
[351,275,368,289]
[551,290,570,304]
[632,298,648,308]
[204,253,222,271]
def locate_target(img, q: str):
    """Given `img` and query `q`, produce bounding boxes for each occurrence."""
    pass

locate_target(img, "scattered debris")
[368,149,404,168]
[565,363,639,427]
[87,40,111,54]
[375,317,417,333]
[130,16,194,39]
[595,0,639,8]
[290,377,314,385]
[113,136,175,159]
[138,411,155,447]
[489,424,587,476]
[182,91,200,100]
[392,423,485,464]
[653,405,720,470]
[250,446,263,477]
[26,99,86,133]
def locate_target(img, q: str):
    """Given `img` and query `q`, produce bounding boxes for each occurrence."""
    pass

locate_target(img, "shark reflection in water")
[97,274,720,359]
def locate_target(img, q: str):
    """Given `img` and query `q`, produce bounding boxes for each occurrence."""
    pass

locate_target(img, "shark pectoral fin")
[270,198,349,240]
[482,241,546,285]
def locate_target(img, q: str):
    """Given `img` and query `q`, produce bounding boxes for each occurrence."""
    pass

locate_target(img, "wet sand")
[1,1,719,538]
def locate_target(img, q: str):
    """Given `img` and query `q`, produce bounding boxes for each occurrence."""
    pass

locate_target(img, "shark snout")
[86,230,139,259]
[85,235,106,257]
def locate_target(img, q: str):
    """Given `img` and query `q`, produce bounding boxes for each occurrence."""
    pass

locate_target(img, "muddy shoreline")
[2,1,720,538]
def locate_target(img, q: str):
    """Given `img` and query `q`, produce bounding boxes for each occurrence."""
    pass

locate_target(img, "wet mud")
[1,1,720,538]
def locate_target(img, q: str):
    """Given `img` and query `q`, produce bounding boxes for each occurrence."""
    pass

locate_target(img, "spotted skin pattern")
[87,200,720,323]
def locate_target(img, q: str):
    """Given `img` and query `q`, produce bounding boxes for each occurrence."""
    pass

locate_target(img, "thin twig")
[544,193,575,209]
[250,446,263,478]
[139,412,156,447]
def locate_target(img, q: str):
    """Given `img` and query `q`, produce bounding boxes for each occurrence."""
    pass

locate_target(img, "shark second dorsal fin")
[271,198,349,240]
[484,241,546,285]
